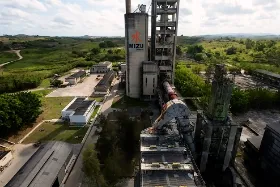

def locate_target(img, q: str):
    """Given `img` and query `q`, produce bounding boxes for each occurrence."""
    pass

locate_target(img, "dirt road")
[0,50,23,68]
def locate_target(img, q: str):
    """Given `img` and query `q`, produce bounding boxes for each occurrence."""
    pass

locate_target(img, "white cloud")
[0,0,280,36]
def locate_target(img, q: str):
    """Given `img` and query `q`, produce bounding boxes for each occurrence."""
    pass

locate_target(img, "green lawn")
[32,89,54,96]
[89,97,104,102]
[39,78,51,88]
[112,95,149,109]
[41,97,74,120]
[90,105,100,119]
[23,122,88,144]
[0,51,18,64]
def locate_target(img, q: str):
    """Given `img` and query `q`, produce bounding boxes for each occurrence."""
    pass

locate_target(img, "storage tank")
[125,13,148,98]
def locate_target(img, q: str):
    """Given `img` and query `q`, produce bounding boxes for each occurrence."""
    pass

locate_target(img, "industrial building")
[124,1,243,186]
[252,69,280,88]
[61,97,96,125]
[65,71,86,85]
[259,121,280,185]
[94,70,116,94]
[6,141,73,187]
[90,61,112,73]
[125,0,179,99]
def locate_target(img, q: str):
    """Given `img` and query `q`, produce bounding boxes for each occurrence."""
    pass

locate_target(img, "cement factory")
[125,0,243,186]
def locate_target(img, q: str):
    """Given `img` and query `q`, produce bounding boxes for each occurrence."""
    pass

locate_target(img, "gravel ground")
[47,74,103,97]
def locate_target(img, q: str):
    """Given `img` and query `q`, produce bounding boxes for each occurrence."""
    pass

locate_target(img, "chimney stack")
[126,0,131,13]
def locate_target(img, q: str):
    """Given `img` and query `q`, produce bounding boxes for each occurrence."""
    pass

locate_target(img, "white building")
[61,97,97,125]
[90,61,112,73]
[65,71,86,85]
[143,61,158,100]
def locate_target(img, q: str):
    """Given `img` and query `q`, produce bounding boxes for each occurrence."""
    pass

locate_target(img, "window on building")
[153,77,155,87]
[146,77,148,87]
[153,89,154,93]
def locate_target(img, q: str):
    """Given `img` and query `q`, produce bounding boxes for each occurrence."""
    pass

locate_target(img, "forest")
[0,92,42,138]
[82,112,150,187]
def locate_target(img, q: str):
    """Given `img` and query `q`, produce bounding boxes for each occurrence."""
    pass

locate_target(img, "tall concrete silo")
[125,5,148,98]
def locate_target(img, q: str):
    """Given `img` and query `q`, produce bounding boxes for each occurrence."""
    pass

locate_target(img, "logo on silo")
[129,31,143,50]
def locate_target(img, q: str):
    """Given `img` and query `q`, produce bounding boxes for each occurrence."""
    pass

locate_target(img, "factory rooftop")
[140,127,205,187]
[266,121,280,135]
[6,141,73,187]
[63,97,95,116]
[66,71,86,79]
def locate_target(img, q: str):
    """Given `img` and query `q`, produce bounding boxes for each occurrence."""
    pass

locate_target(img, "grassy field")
[41,96,73,120]
[89,96,104,102]
[112,95,149,109]
[0,51,18,64]
[23,122,88,144]
[90,105,100,119]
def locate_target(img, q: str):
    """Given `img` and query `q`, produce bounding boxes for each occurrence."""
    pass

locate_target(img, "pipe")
[125,0,131,13]
[163,81,177,100]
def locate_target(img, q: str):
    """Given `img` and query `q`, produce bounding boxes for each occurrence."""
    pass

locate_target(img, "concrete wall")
[61,110,74,118]
[65,77,78,85]
[125,13,148,98]
[0,151,12,167]
[143,73,157,96]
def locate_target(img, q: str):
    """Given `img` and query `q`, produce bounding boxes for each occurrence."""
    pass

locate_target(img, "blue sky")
[0,0,280,36]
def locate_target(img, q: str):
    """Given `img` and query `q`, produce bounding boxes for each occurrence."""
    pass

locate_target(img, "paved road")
[0,50,23,67]
[64,79,120,187]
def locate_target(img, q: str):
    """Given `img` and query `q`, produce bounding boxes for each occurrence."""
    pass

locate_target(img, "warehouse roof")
[96,70,116,87]
[66,97,86,111]
[247,136,262,151]
[6,141,73,187]
[63,97,95,116]
[66,71,86,79]
[267,121,280,135]
[73,100,94,115]
[254,69,280,79]
[93,61,112,66]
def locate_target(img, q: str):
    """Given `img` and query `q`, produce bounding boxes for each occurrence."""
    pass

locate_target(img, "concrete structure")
[194,64,242,173]
[6,141,73,187]
[151,0,180,84]
[125,6,148,98]
[142,61,158,99]
[94,70,116,95]
[259,121,280,185]
[252,69,280,88]
[90,61,112,73]
[61,97,96,124]
[65,71,86,85]
[0,150,12,168]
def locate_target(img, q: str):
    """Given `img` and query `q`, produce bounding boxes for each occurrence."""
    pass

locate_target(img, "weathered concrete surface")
[47,74,102,97]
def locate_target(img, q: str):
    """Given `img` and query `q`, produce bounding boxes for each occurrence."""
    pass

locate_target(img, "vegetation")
[83,111,150,186]
[0,51,18,64]
[23,122,88,144]
[90,105,100,119]
[0,92,42,138]
[40,97,73,120]
[112,95,149,109]
[175,65,280,113]
[0,37,125,93]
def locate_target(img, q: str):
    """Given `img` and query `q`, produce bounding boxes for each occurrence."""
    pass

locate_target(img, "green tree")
[225,46,237,55]
[192,66,202,74]
[245,39,255,49]
[107,49,113,54]
[255,41,266,51]
[91,47,101,55]
[50,79,63,87]
[99,42,107,48]
[176,45,183,56]
[82,144,107,187]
